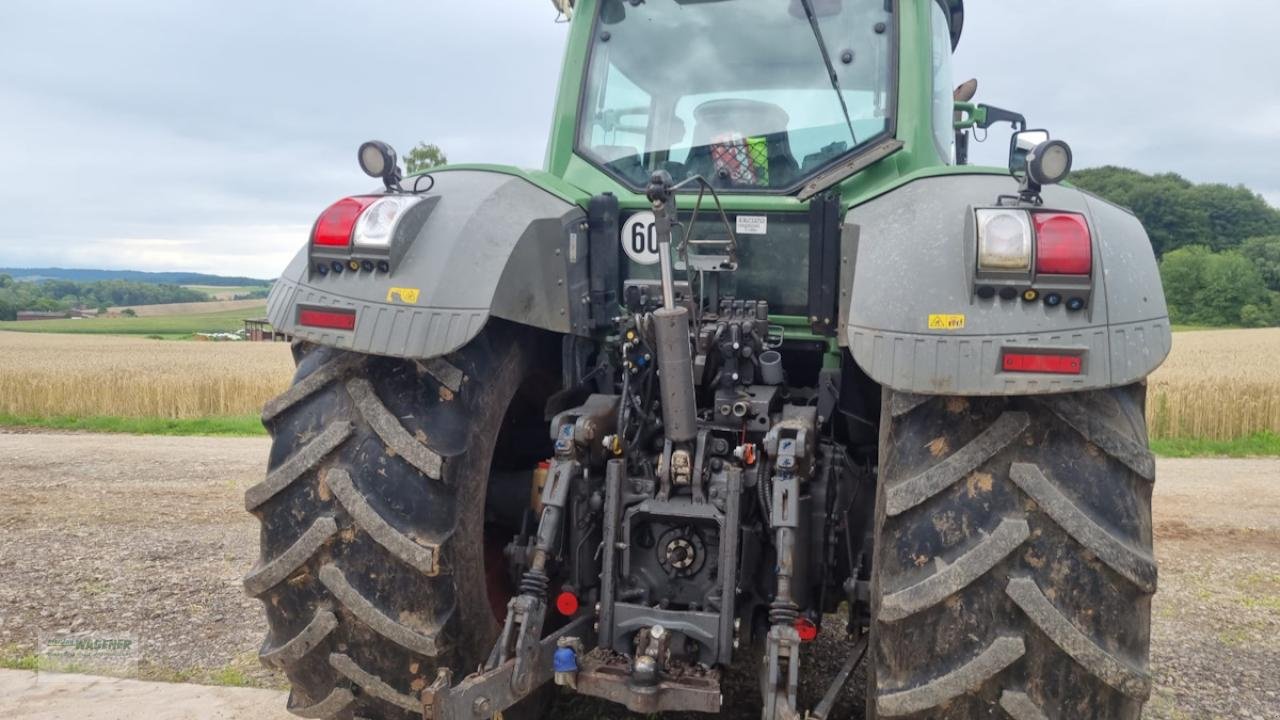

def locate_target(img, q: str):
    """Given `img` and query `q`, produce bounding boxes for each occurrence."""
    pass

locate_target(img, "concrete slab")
[0,670,294,720]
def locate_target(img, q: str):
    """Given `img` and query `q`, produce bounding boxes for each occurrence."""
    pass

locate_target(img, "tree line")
[0,275,208,321]
[1071,167,1280,327]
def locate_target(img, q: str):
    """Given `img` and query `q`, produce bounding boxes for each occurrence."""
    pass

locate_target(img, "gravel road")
[0,432,1275,719]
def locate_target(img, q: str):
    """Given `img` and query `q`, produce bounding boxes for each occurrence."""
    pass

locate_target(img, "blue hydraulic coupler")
[554,637,581,689]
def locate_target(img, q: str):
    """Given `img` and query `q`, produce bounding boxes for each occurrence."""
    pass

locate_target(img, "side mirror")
[1008,129,1050,178]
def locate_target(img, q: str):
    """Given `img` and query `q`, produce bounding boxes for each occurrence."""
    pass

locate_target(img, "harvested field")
[0,433,1274,719]
[181,285,269,301]
[107,299,266,317]
[0,332,293,418]
[1147,328,1280,440]
[0,307,265,337]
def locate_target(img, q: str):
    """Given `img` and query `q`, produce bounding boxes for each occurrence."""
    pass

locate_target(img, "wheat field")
[0,332,295,419]
[1,328,1277,440]
[1146,328,1280,441]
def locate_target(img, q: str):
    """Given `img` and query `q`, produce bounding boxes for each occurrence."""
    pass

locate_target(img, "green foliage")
[1072,166,1280,257]
[404,142,448,174]
[1159,246,1280,327]
[0,278,206,321]
[1241,236,1280,292]
[1072,167,1280,327]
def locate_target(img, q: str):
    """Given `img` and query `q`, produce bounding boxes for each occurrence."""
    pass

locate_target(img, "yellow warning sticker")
[386,287,421,304]
[928,314,966,330]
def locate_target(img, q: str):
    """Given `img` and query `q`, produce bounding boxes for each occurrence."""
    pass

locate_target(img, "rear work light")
[1033,213,1092,275]
[312,197,379,247]
[297,307,356,331]
[1002,351,1083,375]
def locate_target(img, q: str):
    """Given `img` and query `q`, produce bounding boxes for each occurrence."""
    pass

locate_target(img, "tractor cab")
[551,0,965,201]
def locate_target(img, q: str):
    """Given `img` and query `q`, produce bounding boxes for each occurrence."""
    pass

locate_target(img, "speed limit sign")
[621,211,660,265]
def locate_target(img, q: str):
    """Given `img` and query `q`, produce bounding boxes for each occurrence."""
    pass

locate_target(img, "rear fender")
[841,174,1171,396]
[267,170,589,358]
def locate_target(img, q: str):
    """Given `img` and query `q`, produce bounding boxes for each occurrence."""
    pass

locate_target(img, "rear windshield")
[578,0,895,192]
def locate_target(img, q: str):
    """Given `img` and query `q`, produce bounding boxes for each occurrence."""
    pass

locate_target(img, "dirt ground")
[0,432,1276,719]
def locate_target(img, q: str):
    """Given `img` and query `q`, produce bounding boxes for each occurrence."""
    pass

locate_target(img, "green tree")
[1160,246,1276,326]
[1072,166,1280,257]
[1158,246,1211,324]
[403,142,448,174]
[1195,251,1268,326]
[1241,236,1280,292]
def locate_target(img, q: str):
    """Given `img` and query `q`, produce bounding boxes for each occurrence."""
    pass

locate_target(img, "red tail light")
[1002,351,1083,375]
[555,590,580,616]
[312,197,378,247]
[1032,213,1092,275]
[297,307,356,331]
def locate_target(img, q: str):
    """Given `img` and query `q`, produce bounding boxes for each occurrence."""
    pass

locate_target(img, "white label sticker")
[736,215,768,235]
[621,211,660,265]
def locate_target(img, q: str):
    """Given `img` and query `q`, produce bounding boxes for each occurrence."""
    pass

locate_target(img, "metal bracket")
[423,615,592,720]
[762,624,803,720]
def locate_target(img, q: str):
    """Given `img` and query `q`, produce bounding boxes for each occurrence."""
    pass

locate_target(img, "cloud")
[0,0,568,275]
[0,0,1274,277]
[954,0,1280,205]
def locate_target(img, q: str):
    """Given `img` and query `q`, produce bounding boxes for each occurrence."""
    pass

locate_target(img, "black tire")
[245,323,544,720]
[868,386,1156,719]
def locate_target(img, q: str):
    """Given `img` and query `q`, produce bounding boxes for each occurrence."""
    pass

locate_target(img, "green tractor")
[245,1,1169,718]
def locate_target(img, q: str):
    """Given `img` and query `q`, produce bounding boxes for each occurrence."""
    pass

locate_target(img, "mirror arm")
[976,104,1026,131]
[956,103,1027,132]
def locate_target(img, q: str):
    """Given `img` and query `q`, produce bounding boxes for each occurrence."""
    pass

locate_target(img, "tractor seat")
[685,99,799,188]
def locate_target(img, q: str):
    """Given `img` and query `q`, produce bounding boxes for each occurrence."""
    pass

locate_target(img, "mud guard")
[841,173,1171,396]
[267,169,590,359]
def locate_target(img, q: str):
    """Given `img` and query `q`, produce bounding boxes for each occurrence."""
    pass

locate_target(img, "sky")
[0,0,1276,279]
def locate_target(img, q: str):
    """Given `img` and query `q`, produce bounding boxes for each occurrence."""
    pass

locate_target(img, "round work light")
[358,141,398,180]
[1028,140,1074,187]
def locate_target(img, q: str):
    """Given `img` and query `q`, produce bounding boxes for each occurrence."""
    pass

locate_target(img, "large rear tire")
[868,386,1156,719]
[245,323,544,719]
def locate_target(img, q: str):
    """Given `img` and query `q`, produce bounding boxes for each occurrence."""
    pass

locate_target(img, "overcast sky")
[1,0,1276,278]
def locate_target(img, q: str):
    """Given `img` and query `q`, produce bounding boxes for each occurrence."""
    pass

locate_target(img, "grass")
[3,413,1275,458]
[1148,432,1280,458]
[0,643,274,689]
[0,306,263,337]
[0,413,265,437]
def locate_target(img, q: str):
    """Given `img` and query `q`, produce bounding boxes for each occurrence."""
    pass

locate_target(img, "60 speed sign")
[621,211,660,265]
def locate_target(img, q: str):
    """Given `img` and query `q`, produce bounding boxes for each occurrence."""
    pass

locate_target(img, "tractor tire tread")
[243,516,338,596]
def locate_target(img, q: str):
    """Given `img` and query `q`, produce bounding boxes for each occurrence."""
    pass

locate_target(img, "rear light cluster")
[974,208,1093,311]
[310,194,424,276]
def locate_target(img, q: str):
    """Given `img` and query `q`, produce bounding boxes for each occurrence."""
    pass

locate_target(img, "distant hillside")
[1,267,271,286]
